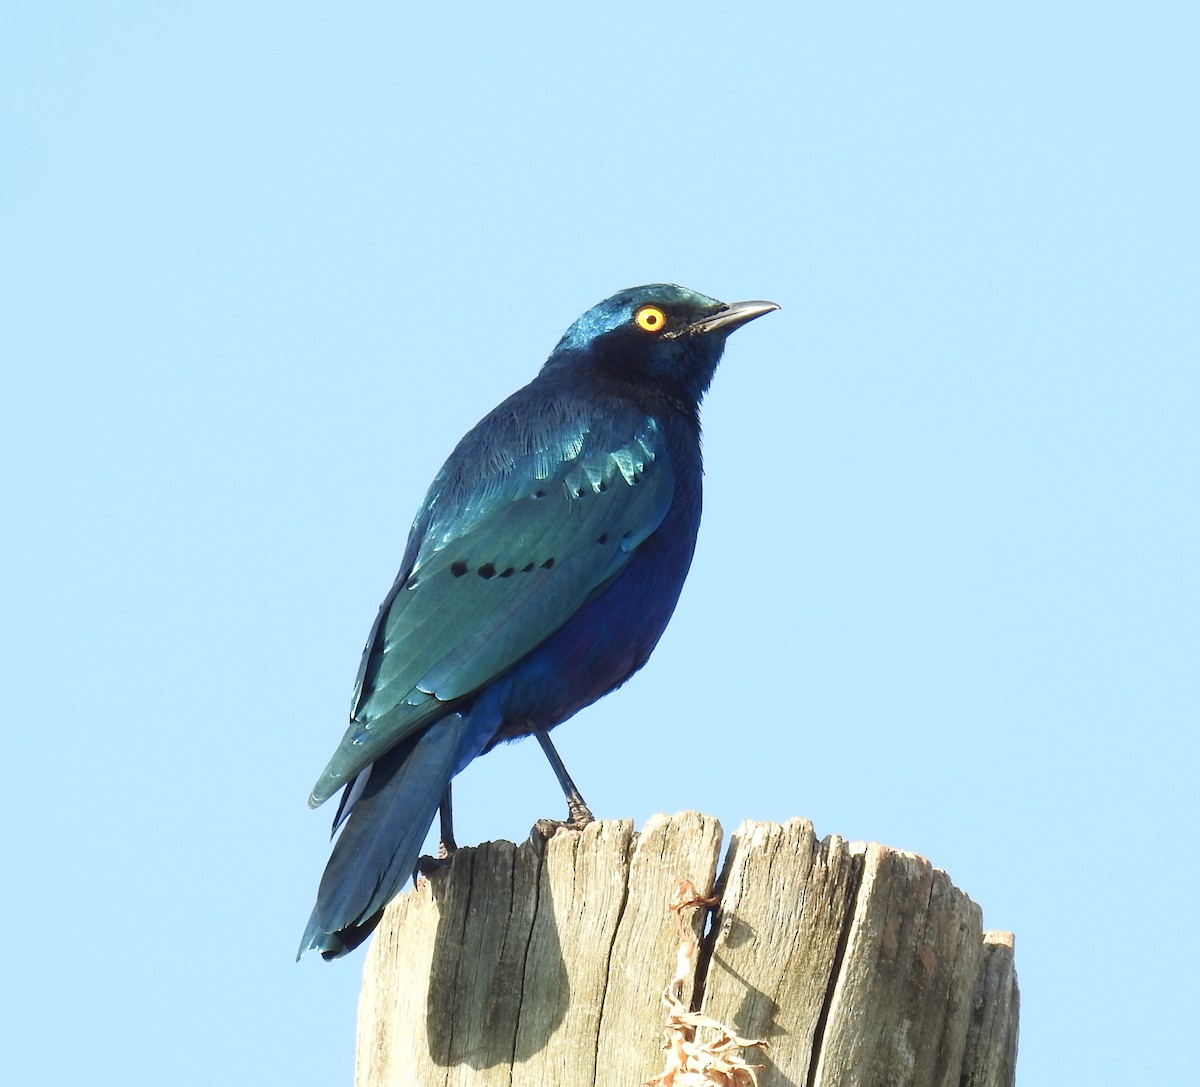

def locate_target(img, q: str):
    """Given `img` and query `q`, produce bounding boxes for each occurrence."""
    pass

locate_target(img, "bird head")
[546,284,779,404]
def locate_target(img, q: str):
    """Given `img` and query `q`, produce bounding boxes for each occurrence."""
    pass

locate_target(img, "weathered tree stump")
[355,813,1018,1086]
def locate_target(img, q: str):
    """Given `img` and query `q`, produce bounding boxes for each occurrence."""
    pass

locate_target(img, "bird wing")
[308,406,674,806]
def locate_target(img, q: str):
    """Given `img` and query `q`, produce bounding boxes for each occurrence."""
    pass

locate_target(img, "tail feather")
[329,762,371,837]
[297,712,471,960]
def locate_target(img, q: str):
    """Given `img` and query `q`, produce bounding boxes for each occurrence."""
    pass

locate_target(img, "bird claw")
[530,817,566,842]
[412,851,453,883]
[529,800,595,845]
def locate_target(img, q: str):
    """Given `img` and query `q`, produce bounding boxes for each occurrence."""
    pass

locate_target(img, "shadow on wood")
[355,813,1018,1087]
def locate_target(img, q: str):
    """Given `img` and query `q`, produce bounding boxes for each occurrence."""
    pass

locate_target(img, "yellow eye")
[635,305,667,333]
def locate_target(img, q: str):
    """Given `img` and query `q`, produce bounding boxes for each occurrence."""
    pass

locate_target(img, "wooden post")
[355,813,1018,1087]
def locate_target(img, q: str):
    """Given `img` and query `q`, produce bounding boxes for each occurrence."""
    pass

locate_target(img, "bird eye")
[635,305,667,333]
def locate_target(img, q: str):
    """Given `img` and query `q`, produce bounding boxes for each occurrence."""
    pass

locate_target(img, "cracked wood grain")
[354,813,1018,1087]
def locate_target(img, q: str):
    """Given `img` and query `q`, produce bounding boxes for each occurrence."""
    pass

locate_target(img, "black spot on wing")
[448,557,557,580]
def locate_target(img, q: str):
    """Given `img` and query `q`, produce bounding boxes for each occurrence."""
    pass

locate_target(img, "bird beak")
[678,299,781,338]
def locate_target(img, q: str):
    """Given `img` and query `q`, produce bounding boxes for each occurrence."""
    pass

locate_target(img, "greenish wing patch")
[308,419,673,807]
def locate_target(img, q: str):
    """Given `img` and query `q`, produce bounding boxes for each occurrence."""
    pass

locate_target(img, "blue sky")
[4,3,1196,1084]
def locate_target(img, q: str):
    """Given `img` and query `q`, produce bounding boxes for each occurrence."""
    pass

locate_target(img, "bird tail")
[297,712,472,960]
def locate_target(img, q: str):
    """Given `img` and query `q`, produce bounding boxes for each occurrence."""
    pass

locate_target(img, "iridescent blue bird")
[300,284,777,959]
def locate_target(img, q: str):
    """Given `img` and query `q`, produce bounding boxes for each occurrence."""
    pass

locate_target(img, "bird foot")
[530,799,595,843]
[566,796,595,827]
[412,843,456,883]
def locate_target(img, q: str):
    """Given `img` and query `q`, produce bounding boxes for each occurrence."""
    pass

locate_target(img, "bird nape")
[299,284,778,960]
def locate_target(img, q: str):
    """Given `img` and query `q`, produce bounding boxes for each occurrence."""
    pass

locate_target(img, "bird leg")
[437,787,458,857]
[413,787,457,880]
[531,728,595,840]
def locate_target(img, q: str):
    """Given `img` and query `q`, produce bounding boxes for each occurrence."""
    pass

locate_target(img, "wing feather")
[308,406,673,806]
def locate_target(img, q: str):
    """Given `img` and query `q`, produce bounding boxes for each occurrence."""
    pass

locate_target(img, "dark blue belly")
[468,493,700,754]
